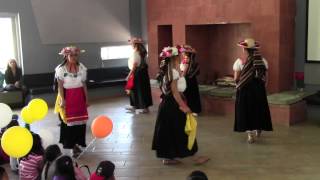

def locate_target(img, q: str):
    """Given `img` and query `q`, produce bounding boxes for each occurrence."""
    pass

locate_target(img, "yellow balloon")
[21,106,35,124]
[28,98,48,120]
[1,126,33,158]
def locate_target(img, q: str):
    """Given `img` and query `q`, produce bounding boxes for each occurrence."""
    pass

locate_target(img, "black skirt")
[184,76,202,113]
[130,65,153,109]
[152,94,198,159]
[234,78,273,132]
[59,115,86,149]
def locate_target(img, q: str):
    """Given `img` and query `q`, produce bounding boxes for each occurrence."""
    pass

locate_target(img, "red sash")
[65,87,88,125]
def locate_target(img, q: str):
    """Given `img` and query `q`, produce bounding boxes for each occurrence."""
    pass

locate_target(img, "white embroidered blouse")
[128,51,141,70]
[55,63,87,89]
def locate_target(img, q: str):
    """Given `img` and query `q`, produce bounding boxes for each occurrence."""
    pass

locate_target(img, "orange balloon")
[91,115,113,138]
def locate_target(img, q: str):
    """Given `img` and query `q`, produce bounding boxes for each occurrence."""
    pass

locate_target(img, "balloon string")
[76,137,96,159]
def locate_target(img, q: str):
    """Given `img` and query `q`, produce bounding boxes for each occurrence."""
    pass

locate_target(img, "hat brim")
[237,41,260,49]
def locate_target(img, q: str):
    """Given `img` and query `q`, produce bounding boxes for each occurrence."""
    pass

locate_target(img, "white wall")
[0,0,141,74]
[30,0,130,44]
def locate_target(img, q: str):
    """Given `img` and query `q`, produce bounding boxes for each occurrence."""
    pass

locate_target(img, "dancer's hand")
[180,105,192,113]
[60,99,65,108]
[126,75,130,81]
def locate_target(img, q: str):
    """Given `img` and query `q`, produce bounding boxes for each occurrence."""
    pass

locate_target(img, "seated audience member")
[19,133,45,180]
[41,144,62,180]
[0,114,19,171]
[53,155,76,180]
[0,167,9,180]
[187,170,208,180]
[90,160,115,180]
[0,71,4,90]
[4,59,23,91]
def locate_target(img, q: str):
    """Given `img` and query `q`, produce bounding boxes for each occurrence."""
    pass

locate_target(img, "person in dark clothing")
[152,46,209,165]
[4,59,23,91]
[233,38,273,143]
[125,37,153,114]
[178,45,202,115]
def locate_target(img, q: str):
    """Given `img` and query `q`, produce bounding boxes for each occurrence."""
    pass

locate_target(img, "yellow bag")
[185,113,197,150]
[54,93,67,123]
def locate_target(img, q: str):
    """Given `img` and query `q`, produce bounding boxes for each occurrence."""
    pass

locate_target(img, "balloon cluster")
[0,103,13,128]
[0,99,48,158]
[21,98,48,124]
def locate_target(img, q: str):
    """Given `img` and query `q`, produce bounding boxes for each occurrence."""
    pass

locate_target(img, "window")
[101,45,132,60]
[0,13,22,73]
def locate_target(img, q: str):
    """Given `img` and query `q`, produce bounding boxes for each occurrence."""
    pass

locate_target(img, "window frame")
[100,45,132,61]
[0,13,23,71]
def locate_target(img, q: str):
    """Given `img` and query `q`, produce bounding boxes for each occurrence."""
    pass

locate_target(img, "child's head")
[187,170,208,180]
[44,144,62,162]
[54,155,76,180]
[90,161,115,180]
[30,132,45,155]
[0,167,9,180]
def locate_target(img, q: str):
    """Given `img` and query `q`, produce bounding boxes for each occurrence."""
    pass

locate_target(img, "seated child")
[0,114,19,171]
[187,170,208,180]
[187,171,208,180]
[41,144,62,180]
[19,133,45,180]
[53,155,86,180]
[0,167,9,180]
[90,160,115,180]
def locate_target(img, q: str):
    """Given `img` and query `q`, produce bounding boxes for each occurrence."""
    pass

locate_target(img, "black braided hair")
[156,57,174,94]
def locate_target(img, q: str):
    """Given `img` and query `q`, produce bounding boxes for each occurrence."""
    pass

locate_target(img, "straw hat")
[237,38,260,49]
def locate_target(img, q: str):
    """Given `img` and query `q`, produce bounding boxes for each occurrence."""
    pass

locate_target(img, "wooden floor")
[4,96,320,180]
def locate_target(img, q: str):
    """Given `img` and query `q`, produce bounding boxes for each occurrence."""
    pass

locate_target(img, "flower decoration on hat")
[177,44,196,54]
[237,38,260,49]
[159,46,179,59]
[59,46,85,56]
[128,37,143,44]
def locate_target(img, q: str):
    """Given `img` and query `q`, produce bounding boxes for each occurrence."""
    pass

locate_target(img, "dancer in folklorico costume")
[178,45,202,116]
[233,38,273,143]
[152,46,209,165]
[125,37,153,114]
[54,46,89,157]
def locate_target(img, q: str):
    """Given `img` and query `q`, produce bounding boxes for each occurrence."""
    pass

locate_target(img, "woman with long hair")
[179,45,201,115]
[233,38,273,143]
[152,46,209,165]
[4,59,23,91]
[54,46,89,157]
[125,37,152,114]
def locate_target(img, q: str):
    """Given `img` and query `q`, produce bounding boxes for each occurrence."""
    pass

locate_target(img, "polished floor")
[4,96,320,180]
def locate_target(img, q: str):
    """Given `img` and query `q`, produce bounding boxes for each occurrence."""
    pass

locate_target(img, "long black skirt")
[234,78,273,132]
[59,115,86,149]
[184,76,202,113]
[152,94,198,159]
[130,66,153,109]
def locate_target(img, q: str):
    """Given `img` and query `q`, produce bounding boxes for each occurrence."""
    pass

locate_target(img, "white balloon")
[0,103,13,128]
[38,129,55,148]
